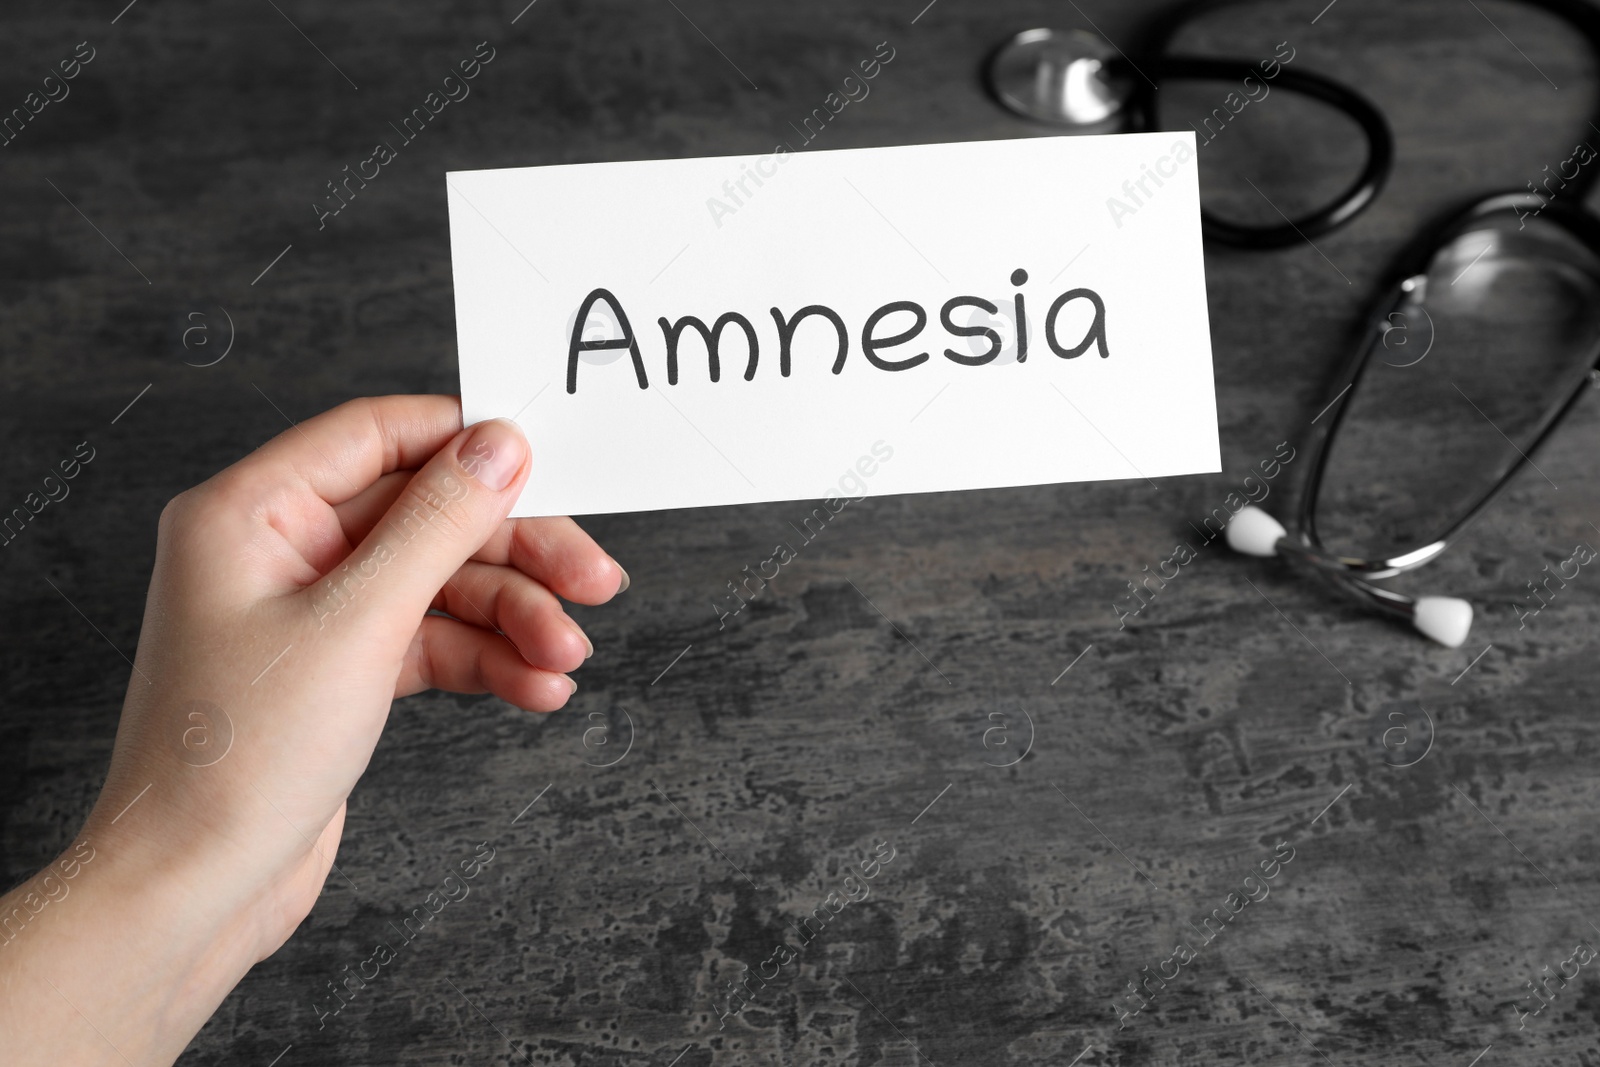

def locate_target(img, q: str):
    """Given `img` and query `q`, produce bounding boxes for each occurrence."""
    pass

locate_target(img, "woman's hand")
[0,395,625,1066]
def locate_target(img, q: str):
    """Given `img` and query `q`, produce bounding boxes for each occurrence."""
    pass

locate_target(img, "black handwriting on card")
[564,268,1110,394]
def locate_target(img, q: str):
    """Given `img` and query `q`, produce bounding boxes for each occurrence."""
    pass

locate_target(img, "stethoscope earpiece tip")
[1413,596,1472,648]
[1224,505,1473,647]
[1225,506,1288,558]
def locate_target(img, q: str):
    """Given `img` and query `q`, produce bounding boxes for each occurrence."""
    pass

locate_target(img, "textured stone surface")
[5,1,1600,1064]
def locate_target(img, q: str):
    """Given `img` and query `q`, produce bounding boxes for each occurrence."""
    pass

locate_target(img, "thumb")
[311,418,530,630]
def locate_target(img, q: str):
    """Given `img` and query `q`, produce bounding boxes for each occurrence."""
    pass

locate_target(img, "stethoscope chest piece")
[986,28,1134,130]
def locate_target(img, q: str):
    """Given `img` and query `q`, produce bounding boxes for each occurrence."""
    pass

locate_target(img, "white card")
[448,133,1218,516]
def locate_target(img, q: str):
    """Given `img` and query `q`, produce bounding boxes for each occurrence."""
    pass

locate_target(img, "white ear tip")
[1226,506,1288,558]
[1414,596,1472,648]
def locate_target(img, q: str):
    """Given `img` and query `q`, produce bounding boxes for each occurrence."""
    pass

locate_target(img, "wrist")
[82,773,304,964]
[87,747,340,955]
[0,817,263,1066]
[97,812,268,1046]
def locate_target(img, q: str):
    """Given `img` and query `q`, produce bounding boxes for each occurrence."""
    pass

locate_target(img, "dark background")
[6,1,1600,1064]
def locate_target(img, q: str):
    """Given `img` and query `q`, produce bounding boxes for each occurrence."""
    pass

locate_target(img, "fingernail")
[460,419,526,492]
[616,564,630,593]
[566,676,578,695]
[568,618,594,659]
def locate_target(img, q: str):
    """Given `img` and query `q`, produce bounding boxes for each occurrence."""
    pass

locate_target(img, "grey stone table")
[5,0,1600,1064]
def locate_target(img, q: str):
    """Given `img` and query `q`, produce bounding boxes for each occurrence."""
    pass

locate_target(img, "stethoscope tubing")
[1295,193,1600,579]
[1113,55,1394,248]
[994,0,1600,641]
[1121,0,1600,586]
[1120,0,1600,246]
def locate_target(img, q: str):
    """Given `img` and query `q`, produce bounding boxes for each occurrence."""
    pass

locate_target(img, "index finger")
[471,515,628,606]
[242,393,464,506]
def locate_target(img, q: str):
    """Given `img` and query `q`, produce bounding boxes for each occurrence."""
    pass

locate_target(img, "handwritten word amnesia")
[567,269,1109,393]
[0,41,96,149]
[315,41,497,229]
[1112,838,1296,1029]
[706,41,897,229]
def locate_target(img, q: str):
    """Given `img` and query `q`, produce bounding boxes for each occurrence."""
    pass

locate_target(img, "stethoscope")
[987,0,1600,646]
